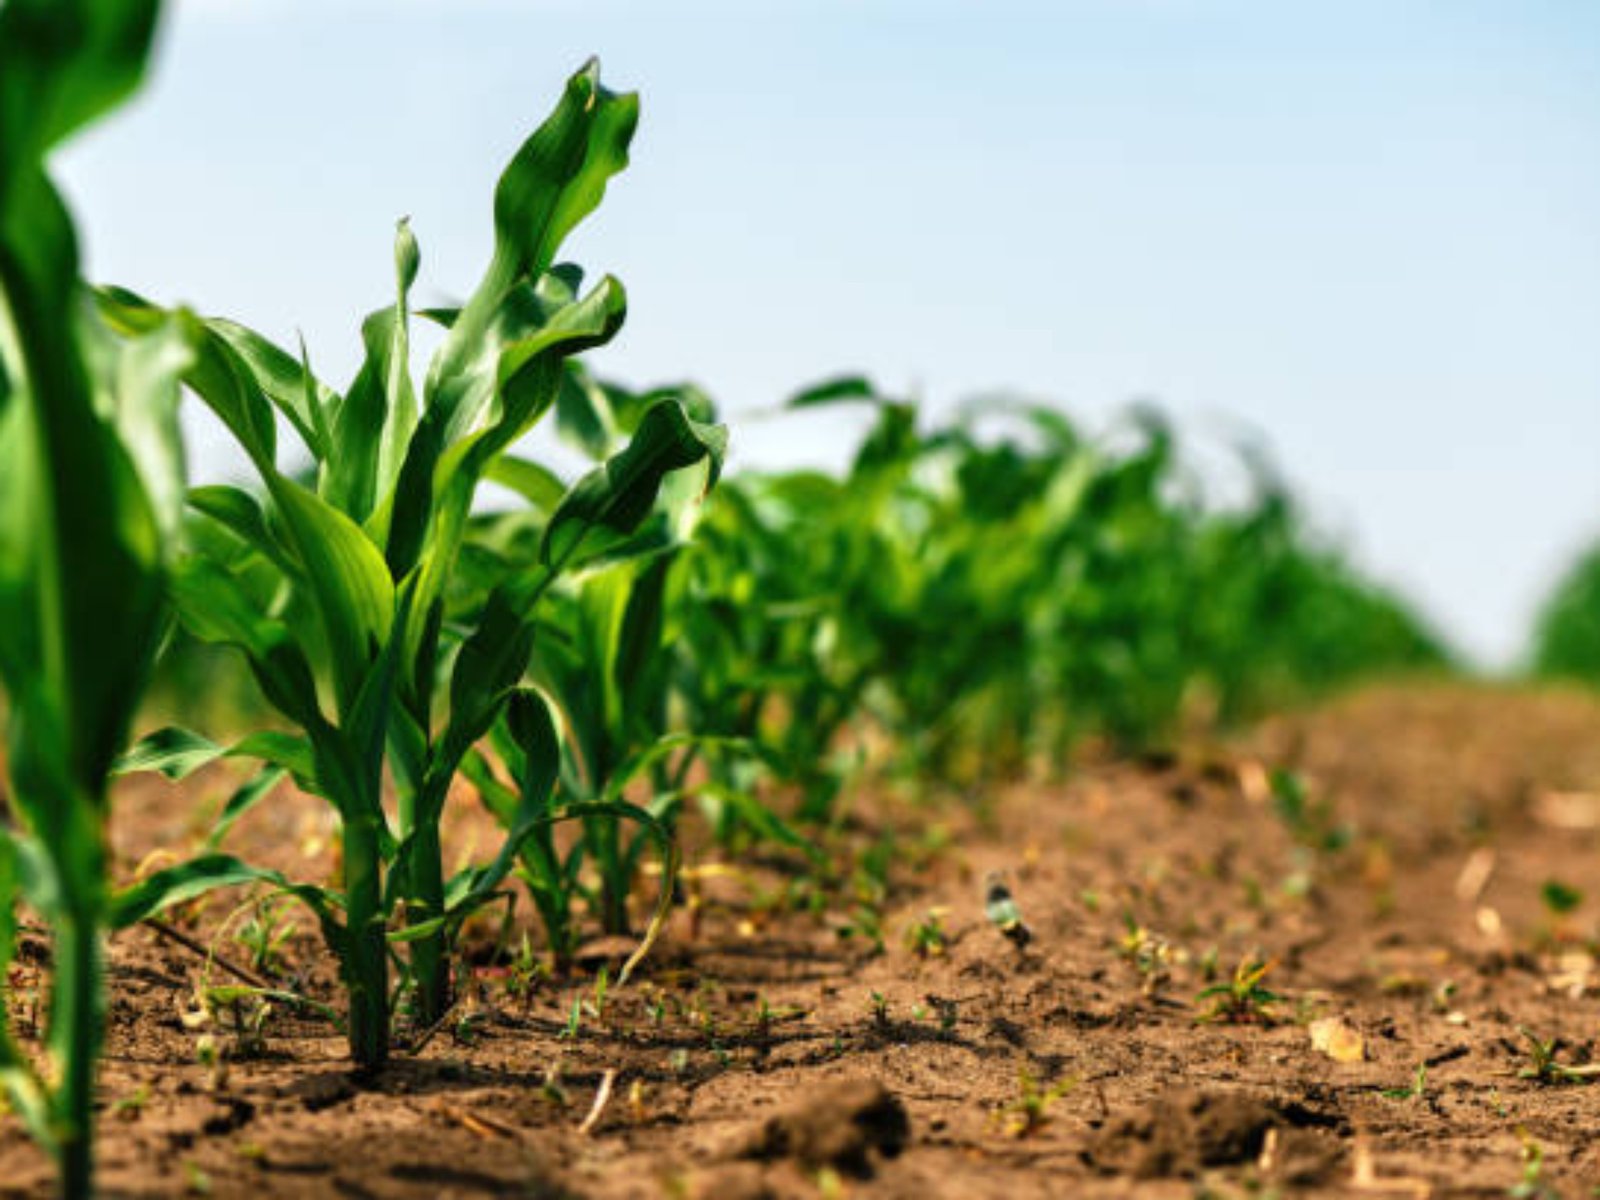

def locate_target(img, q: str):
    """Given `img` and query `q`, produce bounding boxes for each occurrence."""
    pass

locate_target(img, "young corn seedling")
[112,59,724,1062]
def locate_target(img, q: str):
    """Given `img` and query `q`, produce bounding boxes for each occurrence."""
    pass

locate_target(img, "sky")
[53,0,1600,669]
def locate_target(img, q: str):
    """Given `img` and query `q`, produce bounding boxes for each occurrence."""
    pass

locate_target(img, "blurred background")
[55,0,1600,670]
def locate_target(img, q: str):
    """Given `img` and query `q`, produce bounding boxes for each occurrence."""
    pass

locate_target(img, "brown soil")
[7,682,1600,1198]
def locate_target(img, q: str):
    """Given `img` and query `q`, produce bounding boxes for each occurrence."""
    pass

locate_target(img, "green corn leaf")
[168,560,330,739]
[174,308,280,474]
[486,454,568,513]
[489,57,638,285]
[433,587,537,785]
[107,854,290,929]
[541,399,727,571]
[439,688,559,922]
[85,304,192,543]
[115,726,223,778]
[387,59,637,578]
[264,476,394,714]
[324,219,419,521]
[1,186,175,810]
[202,317,334,462]
[186,484,299,576]
[117,725,314,783]
[784,375,879,410]
[554,362,618,460]
[0,0,161,183]
[206,766,288,850]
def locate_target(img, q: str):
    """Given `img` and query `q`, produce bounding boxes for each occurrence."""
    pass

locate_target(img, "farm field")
[5,682,1600,1198]
[5,5,1600,1199]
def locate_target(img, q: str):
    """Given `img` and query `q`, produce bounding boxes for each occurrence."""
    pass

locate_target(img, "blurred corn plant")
[0,0,267,1192]
[112,60,724,1063]
[666,381,1449,817]
[1530,540,1600,685]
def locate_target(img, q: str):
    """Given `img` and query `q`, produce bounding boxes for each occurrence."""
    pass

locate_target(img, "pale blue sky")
[55,0,1600,667]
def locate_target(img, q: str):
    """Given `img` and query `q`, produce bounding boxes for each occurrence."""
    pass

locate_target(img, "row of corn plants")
[0,3,1451,1195]
[652,385,1448,833]
[426,374,1447,877]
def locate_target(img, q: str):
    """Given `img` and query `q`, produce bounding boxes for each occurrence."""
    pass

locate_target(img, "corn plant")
[114,59,724,1062]
[457,369,772,965]
[1531,541,1600,684]
[0,0,260,1191]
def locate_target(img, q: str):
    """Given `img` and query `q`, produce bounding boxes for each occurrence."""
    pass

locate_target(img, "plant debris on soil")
[7,682,1600,1197]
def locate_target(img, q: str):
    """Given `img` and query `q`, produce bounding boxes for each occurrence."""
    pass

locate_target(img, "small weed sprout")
[839,904,886,956]
[1509,1132,1559,1200]
[1537,880,1584,946]
[749,997,805,1037]
[501,935,546,1006]
[1540,880,1583,918]
[583,968,611,1024]
[542,1061,571,1108]
[868,991,892,1030]
[1196,956,1281,1024]
[559,996,583,1041]
[1381,1060,1428,1103]
[1269,769,1352,854]
[904,908,950,958]
[1117,915,1173,994]
[930,996,960,1035]
[645,988,668,1027]
[996,1067,1077,1138]
[232,899,297,979]
[194,1034,227,1093]
[109,1086,151,1123]
[452,1009,489,1047]
[1515,1026,1600,1084]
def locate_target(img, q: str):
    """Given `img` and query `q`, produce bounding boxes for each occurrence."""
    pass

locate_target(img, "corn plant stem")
[398,562,569,1018]
[588,815,629,936]
[522,833,576,972]
[405,823,448,1024]
[52,910,100,1200]
[342,813,388,1068]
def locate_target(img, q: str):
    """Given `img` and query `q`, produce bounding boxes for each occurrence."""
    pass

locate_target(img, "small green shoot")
[1540,880,1583,917]
[232,899,297,979]
[1509,1132,1559,1200]
[996,1066,1077,1138]
[1117,914,1173,994]
[1515,1026,1600,1085]
[1195,956,1281,1025]
[559,996,583,1041]
[1381,1060,1428,1103]
[905,908,950,958]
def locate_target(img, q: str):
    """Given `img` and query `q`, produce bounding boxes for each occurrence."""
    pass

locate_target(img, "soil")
[7,681,1600,1198]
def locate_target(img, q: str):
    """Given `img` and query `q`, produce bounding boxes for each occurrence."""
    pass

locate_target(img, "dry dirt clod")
[724,1077,910,1178]
[1083,1087,1279,1179]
